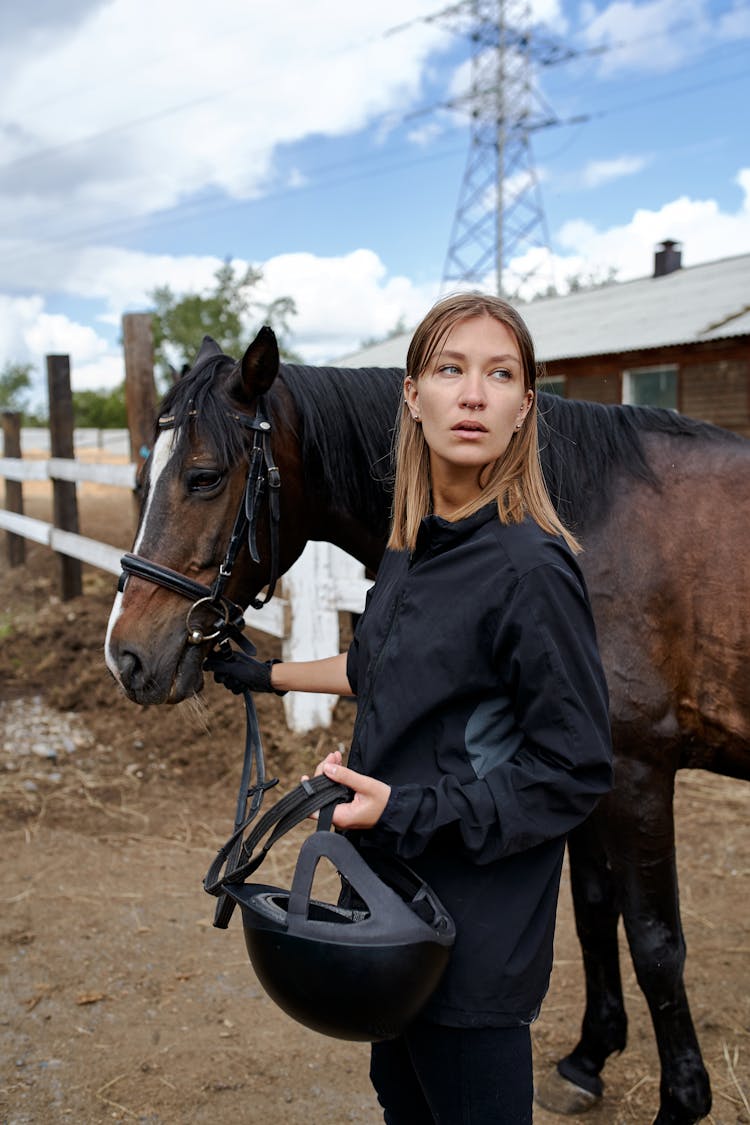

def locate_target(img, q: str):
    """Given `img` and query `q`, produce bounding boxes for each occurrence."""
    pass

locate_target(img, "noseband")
[118,393,281,647]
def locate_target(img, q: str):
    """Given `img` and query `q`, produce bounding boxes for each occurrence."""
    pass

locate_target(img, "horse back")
[579,427,750,778]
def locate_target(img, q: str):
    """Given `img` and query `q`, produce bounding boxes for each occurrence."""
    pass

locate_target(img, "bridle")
[116,357,284,929]
[118,388,281,649]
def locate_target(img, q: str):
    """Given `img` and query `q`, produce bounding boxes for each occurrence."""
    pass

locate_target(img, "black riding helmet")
[223,828,455,1041]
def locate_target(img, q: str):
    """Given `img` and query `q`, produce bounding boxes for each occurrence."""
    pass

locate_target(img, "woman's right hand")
[311,749,344,778]
[300,750,344,817]
[303,751,390,830]
[203,649,285,695]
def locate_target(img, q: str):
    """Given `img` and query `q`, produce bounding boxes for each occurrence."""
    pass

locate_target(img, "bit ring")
[185,597,230,645]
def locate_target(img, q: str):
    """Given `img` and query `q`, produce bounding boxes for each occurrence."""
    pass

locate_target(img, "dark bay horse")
[105,330,750,1125]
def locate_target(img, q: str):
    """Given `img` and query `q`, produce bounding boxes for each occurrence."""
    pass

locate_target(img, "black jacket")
[346,504,613,1027]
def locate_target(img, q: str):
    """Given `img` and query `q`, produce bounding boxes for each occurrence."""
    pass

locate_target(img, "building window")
[622,365,678,409]
[538,375,566,397]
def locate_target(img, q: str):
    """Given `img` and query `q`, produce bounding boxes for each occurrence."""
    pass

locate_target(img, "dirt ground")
[0,479,748,1124]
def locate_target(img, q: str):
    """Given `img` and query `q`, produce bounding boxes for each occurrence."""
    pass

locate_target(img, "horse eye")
[186,468,224,493]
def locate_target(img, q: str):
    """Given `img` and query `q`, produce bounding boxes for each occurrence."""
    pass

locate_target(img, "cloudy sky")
[1,0,749,408]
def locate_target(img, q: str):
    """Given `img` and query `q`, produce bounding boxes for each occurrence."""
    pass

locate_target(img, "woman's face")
[404,314,533,506]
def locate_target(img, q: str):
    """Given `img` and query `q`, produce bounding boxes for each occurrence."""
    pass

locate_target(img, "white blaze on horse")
[105,328,750,1125]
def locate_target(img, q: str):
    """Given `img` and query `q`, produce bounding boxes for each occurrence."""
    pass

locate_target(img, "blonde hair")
[388,292,580,554]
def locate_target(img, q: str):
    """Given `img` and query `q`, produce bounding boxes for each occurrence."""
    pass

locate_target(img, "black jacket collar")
[413,502,498,561]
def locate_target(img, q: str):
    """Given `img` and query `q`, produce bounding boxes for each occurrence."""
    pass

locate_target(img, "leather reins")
[116,383,284,928]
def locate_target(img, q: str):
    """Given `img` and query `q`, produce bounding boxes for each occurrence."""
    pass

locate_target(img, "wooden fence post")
[47,355,82,600]
[122,313,157,478]
[1,411,25,567]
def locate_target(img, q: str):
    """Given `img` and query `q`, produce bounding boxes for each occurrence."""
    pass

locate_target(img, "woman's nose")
[460,375,486,409]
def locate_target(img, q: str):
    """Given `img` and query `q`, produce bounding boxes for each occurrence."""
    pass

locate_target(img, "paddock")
[0,479,748,1124]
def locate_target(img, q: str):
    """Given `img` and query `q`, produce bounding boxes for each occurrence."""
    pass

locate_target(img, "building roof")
[337,251,750,369]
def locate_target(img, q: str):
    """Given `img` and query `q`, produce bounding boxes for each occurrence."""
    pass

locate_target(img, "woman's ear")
[404,376,420,420]
[515,390,533,430]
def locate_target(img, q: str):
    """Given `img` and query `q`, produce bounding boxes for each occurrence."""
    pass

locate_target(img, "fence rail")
[1,445,371,733]
[0,456,136,488]
[18,428,131,456]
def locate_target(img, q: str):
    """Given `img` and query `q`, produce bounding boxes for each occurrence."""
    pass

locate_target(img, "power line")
[1,11,742,181]
[0,135,470,270]
[0,13,747,269]
[1,49,747,272]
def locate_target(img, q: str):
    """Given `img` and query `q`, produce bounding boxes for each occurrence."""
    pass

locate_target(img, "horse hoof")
[535,1067,602,1115]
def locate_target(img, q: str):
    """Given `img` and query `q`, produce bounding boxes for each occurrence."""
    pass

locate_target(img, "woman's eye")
[489,368,512,381]
[437,364,460,376]
[186,468,223,493]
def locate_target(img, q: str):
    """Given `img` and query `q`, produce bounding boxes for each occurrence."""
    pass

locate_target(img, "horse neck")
[294,457,391,572]
[311,506,390,573]
[275,364,399,572]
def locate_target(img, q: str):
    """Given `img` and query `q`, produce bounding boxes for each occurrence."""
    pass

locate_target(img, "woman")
[206,293,613,1124]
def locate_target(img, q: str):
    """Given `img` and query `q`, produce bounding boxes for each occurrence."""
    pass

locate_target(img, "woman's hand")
[203,650,286,695]
[305,751,391,830]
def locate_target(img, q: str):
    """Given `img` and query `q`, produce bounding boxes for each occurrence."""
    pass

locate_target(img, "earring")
[413,413,421,422]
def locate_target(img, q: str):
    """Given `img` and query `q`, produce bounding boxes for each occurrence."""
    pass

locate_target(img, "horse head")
[105,327,308,704]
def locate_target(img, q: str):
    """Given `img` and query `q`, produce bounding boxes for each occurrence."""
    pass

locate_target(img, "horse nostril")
[117,648,142,691]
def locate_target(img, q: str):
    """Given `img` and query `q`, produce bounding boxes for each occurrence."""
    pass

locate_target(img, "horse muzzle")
[105,586,213,704]
[108,633,206,705]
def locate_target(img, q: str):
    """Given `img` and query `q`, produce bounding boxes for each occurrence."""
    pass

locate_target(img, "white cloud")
[580,154,650,188]
[502,167,750,298]
[716,1,750,39]
[5,170,750,399]
[24,313,109,362]
[531,0,568,30]
[407,121,445,147]
[0,245,440,406]
[258,249,438,361]
[0,237,231,319]
[546,166,750,288]
[0,0,450,237]
[578,0,738,76]
[0,295,117,409]
[2,2,746,421]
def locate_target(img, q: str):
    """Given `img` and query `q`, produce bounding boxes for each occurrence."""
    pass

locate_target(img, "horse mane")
[274,368,742,537]
[156,352,251,468]
[538,393,743,531]
[156,353,743,540]
[273,363,402,533]
[156,358,401,538]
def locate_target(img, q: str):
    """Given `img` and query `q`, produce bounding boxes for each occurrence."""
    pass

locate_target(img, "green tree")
[566,265,618,293]
[0,362,33,412]
[72,383,127,428]
[149,259,301,383]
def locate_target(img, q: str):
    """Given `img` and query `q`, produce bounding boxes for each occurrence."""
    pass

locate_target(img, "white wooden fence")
[0,445,372,733]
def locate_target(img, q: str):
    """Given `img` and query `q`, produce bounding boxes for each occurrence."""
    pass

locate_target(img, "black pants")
[370,1022,533,1124]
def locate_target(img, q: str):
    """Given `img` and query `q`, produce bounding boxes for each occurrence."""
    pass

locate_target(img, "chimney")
[654,239,682,277]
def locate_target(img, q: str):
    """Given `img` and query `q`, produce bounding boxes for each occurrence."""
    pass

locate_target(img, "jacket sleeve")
[366,561,613,863]
[346,583,376,695]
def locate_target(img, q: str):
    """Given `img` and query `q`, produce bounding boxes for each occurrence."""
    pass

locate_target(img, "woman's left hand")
[307,751,391,830]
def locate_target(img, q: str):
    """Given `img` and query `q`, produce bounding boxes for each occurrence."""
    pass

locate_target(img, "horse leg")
[536,814,627,1114]
[609,759,711,1125]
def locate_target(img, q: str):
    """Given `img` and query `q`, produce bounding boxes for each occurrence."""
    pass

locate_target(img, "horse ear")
[239,326,280,400]
[167,363,191,384]
[192,335,223,369]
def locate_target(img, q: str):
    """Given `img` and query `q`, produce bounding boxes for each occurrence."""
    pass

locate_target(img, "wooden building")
[339,244,750,437]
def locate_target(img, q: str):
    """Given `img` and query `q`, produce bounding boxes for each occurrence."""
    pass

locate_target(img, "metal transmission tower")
[441,0,555,297]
